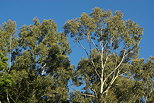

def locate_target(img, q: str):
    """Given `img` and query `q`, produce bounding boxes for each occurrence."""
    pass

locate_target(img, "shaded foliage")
[0,19,72,103]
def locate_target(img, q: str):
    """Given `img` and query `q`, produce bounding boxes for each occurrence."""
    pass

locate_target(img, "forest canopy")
[0,7,153,103]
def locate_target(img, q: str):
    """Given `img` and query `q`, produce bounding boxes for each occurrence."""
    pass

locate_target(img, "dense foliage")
[0,8,153,103]
[0,19,72,103]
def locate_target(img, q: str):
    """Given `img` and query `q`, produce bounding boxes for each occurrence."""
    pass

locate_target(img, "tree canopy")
[0,7,153,103]
[0,18,72,103]
[64,7,153,103]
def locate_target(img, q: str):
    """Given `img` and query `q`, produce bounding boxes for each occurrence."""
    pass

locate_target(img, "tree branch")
[100,41,108,94]
[69,85,95,98]
[103,50,128,83]
[103,69,120,94]
[77,40,101,79]
[91,38,100,54]
[9,93,16,103]
[90,60,101,79]
[89,86,98,98]
[77,41,89,56]
[7,91,10,103]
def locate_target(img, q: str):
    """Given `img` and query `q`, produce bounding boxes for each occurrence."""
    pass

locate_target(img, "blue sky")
[0,0,154,65]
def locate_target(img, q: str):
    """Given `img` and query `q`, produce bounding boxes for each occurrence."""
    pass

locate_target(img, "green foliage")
[8,70,54,102]
[0,72,12,102]
[131,58,154,102]
[63,7,153,103]
[0,7,153,103]
[0,20,16,55]
[0,18,72,102]
[0,52,12,101]
[0,52,8,71]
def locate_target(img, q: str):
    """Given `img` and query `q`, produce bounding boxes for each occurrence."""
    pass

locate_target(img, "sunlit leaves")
[64,7,146,102]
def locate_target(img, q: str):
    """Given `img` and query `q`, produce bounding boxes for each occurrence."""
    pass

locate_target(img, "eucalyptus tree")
[0,19,72,103]
[64,7,143,102]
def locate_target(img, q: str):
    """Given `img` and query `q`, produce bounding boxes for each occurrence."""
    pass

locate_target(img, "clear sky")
[0,0,154,65]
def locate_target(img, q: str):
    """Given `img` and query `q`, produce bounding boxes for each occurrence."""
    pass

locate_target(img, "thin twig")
[77,41,89,56]
[69,85,95,98]
[91,60,101,79]
[9,94,16,103]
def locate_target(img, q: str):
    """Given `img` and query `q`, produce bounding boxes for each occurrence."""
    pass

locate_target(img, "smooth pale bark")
[77,35,130,100]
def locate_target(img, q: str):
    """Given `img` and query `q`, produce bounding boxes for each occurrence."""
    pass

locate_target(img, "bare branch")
[103,50,128,83]
[102,50,130,94]
[100,41,108,94]
[7,92,10,103]
[89,86,98,98]
[77,39,101,79]
[69,85,95,98]
[42,63,46,69]
[114,50,127,70]
[103,75,118,94]
[9,93,16,103]
[103,69,120,94]
[82,93,95,97]
[90,60,101,79]
[77,41,89,56]
[91,38,100,54]
[103,56,109,68]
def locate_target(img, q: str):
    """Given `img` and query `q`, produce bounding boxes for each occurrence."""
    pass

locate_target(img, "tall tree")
[0,18,72,102]
[64,7,143,102]
[0,20,16,71]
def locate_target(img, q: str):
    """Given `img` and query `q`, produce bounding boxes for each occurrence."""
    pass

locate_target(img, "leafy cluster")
[0,18,72,103]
